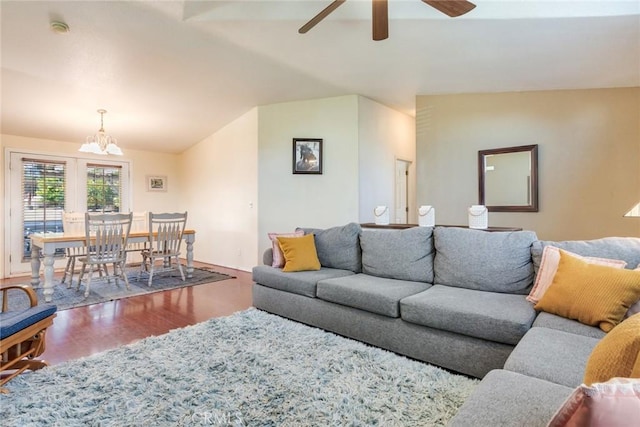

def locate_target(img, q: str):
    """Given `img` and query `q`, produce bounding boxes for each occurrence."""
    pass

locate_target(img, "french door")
[6,150,130,276]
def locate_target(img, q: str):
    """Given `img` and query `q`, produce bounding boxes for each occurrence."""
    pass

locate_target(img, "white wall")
[179,108,259,271]
[1,133,181,278]
[2,96,416,277]
[257,96,360,258]
[416,88,640,240]
[358,96,416,223]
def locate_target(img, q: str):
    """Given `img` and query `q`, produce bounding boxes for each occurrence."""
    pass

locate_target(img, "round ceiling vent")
[50,21,70,34]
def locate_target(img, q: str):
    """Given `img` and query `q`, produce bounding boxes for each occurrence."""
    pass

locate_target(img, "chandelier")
[79,109,123,156]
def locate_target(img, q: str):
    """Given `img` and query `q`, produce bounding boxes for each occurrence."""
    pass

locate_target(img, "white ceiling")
[2,0,639,154]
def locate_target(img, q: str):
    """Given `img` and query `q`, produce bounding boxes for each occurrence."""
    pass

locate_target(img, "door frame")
[4,147,132,277]
[394,158,411,224]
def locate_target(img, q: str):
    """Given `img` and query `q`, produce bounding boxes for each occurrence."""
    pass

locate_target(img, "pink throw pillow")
[547,378,640,427]
[268,231,304,268]
[528,246,627,304]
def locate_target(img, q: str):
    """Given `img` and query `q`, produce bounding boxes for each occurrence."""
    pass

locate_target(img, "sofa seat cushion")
[252,265,354,298]
[434,227,537,294]
[533,312,607,339]
[316,274,431,318]
[360,227,434,283]
[449,369,572,427]
[400,285,536,345]
[504,327,600,388]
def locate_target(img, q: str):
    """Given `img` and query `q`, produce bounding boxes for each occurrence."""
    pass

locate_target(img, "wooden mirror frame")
[478,144,539,212]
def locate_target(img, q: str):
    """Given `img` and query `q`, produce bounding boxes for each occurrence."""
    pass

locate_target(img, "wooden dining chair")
[60,211,87,287]
[138,212,188,286]
[77,212,133,297]
[61,211,111,287]
[125,211,149,263]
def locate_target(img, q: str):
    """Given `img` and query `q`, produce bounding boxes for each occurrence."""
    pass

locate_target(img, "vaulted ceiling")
[2,1,638,153]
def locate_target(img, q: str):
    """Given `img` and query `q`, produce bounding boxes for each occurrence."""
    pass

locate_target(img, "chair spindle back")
[85,213,133,263]
[148,212,187,255]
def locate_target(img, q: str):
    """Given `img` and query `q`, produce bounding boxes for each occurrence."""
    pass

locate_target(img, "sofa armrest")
[263,248,274,266]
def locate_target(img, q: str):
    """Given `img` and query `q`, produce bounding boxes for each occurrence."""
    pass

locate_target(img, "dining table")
[29,229,196,302]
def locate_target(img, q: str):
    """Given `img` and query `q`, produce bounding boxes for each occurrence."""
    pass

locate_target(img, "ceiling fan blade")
[372,0,388,41]
[422,0,476,17]
[299,0,347,34]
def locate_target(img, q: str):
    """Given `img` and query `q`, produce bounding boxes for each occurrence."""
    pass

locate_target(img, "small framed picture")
[293,138,323,175]
[146,175,167,192]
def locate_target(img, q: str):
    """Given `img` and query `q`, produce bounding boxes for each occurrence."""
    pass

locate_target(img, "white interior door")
[395,159,409,223]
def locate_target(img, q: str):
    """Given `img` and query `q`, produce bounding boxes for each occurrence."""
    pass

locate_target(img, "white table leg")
[42,245,56,303]
[30,245,42,288]
[186,235,194,279]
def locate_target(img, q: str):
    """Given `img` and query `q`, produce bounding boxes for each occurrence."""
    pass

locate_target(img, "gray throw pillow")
[360,227,435,283]
[531,237,640,273]
[434,227,537,294]
[297,223,362,272]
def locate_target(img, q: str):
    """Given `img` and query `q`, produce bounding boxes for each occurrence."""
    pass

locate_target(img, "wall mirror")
[478,144,538,212]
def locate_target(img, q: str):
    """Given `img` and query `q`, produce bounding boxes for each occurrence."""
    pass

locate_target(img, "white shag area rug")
[2,309,478,426]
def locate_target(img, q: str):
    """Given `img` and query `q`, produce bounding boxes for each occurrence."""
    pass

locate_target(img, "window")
[21,158,66,258]
[87,164,122,213]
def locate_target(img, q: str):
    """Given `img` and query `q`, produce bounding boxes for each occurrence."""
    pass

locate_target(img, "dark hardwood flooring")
[1,262,254,365]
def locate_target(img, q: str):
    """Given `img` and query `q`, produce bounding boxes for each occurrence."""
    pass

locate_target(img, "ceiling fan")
[299,0,476,41]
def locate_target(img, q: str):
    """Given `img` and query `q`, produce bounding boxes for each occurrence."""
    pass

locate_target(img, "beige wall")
[1,134,181,277]
[179,108,259,272]
[416,88,640,240]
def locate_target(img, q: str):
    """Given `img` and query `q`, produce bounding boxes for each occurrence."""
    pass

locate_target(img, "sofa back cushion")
[531,237,640,273]
[297,222,362,273]
[360,227,434,283]
[434,227,537,294]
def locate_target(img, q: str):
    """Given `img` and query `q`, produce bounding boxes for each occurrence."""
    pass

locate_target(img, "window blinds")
[21,158,66,258]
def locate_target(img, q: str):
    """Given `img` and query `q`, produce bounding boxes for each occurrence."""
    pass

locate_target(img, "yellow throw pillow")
[277,234,321,272]
[583,313,640,386]
[535,250,640,332]
[527,245,627,304]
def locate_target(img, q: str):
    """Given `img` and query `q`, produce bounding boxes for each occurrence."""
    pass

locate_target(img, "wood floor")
[1,262,254,365]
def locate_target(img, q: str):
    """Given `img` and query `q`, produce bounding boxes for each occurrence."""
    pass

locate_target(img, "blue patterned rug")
[1,309,477,426]
[3,267,233,311]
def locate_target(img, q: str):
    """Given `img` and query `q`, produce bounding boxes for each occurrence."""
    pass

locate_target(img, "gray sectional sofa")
[252,223,640,426]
